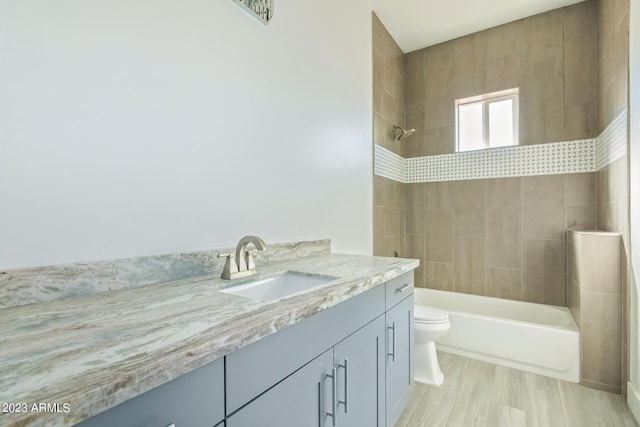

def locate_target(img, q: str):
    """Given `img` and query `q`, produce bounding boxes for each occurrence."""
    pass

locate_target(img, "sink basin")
[219,272,337,301]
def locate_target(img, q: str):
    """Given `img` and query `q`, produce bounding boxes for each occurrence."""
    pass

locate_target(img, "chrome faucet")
[218,235,267,280]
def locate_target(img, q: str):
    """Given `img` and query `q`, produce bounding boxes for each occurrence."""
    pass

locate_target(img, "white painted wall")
[0,0,374,269]
[629,0,640,420]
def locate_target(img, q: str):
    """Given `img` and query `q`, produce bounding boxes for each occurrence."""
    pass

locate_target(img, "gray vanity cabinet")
[74,357,224,427]
[385,294,414,427]
[228,314,386,427]
[333,314,386,427]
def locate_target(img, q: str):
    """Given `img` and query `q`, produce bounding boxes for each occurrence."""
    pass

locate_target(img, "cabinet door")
[227,349,335,427]
[333,315,386,427]
[385,295,414,427]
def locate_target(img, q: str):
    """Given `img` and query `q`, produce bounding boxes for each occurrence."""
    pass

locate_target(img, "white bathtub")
[414,288,580,382]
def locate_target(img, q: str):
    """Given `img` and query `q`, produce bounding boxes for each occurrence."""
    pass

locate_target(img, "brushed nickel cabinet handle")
[388,322,396,362]
[323,368,337,426]
[395,283,412,293]
[337,358,349,414]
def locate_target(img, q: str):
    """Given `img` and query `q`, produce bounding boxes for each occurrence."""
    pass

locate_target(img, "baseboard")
[629,381,640,424]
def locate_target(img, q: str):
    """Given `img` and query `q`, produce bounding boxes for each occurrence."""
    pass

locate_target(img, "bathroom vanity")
[0,247,417,427]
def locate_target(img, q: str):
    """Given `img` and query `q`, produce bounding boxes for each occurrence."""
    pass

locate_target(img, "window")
[455,88,519,152]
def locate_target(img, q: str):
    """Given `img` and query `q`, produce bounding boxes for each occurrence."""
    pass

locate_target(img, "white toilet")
[414,305,450,386]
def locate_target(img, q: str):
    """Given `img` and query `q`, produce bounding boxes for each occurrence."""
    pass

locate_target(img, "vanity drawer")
[75,357,224,427]
[385,271,414,309]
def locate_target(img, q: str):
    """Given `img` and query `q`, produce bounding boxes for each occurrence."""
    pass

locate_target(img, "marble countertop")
[0,253,418,427]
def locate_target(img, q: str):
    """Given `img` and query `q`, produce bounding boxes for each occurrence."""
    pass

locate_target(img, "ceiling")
[371,0,586,52]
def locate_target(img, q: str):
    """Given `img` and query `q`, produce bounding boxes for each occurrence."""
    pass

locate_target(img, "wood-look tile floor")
[397,352,639,427]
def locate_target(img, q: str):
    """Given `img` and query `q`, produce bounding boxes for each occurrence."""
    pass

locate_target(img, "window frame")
[455,88,520,152]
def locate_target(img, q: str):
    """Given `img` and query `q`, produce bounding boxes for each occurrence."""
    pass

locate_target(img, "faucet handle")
[217,253,238,280]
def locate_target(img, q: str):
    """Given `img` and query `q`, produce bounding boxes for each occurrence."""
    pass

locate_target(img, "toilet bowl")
[414,305,450,387]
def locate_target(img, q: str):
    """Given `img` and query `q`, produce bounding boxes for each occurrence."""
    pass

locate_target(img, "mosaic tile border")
[596,109,628,170]
[374,144,406,183]
[374,109,628,183]
[406,139,596,182]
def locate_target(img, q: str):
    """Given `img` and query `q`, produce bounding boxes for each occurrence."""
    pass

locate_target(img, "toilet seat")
[415,305,449,324]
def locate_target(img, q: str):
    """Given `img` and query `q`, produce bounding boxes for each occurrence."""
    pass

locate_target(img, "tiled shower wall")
[404,1,597,157]
[372,13,406,257]
[407,174,595,306]
[595,0,630,396]
[402,1,600,306]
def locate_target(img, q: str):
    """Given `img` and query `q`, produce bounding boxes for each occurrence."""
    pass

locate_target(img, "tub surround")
[0,244,417,427]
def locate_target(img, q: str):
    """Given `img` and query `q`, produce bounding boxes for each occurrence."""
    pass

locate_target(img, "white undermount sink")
[219,271,338,301]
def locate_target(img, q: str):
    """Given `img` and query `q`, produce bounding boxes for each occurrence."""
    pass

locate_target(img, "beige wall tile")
[581,290,622,387]
[406,183,425,235]
[425,207,454,262]
[568,231,581,287]
[486,207,522,268]
[373,174,385,207]
[405,104,427,158]
[454,236,486,295]
[385,206,401,237]
[518,78,544,146]
[524,239,565,305]
[385,235,399,258]
[564,0,597,40]
[372,13,384,54]
[486,21,523,59]
[596,166,613,204]
[373,48,384,114]
[424,42,455,130]
[373,112,387,145]
[454,179,486,206]
[564,173,597,206]
[425,126,455,155]
[407,234,425,286]
[384,32,401,97]
[405,50,425,107]
[580,234,622,294]
[487,177,521,208]
[486,54,523,93]
[454,180,486,237]
[564,104,597,140]
[383,177,397,208]
[487,268,523,300]
[404,4,597,151]
[542,76,565,142]
[565,206,597,231]
[597,202,617,232]
[455,204,486,237]
[622,251,628,346]
[522,176,565,240]
[564,36,596,109]
[373,205,385,256]
[425,262,454,291]
[454,32,487,98]
[569,280,581,328]
[425,181,454,208]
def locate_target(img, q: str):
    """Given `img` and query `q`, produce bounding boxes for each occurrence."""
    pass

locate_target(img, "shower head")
[392,125,415,141]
